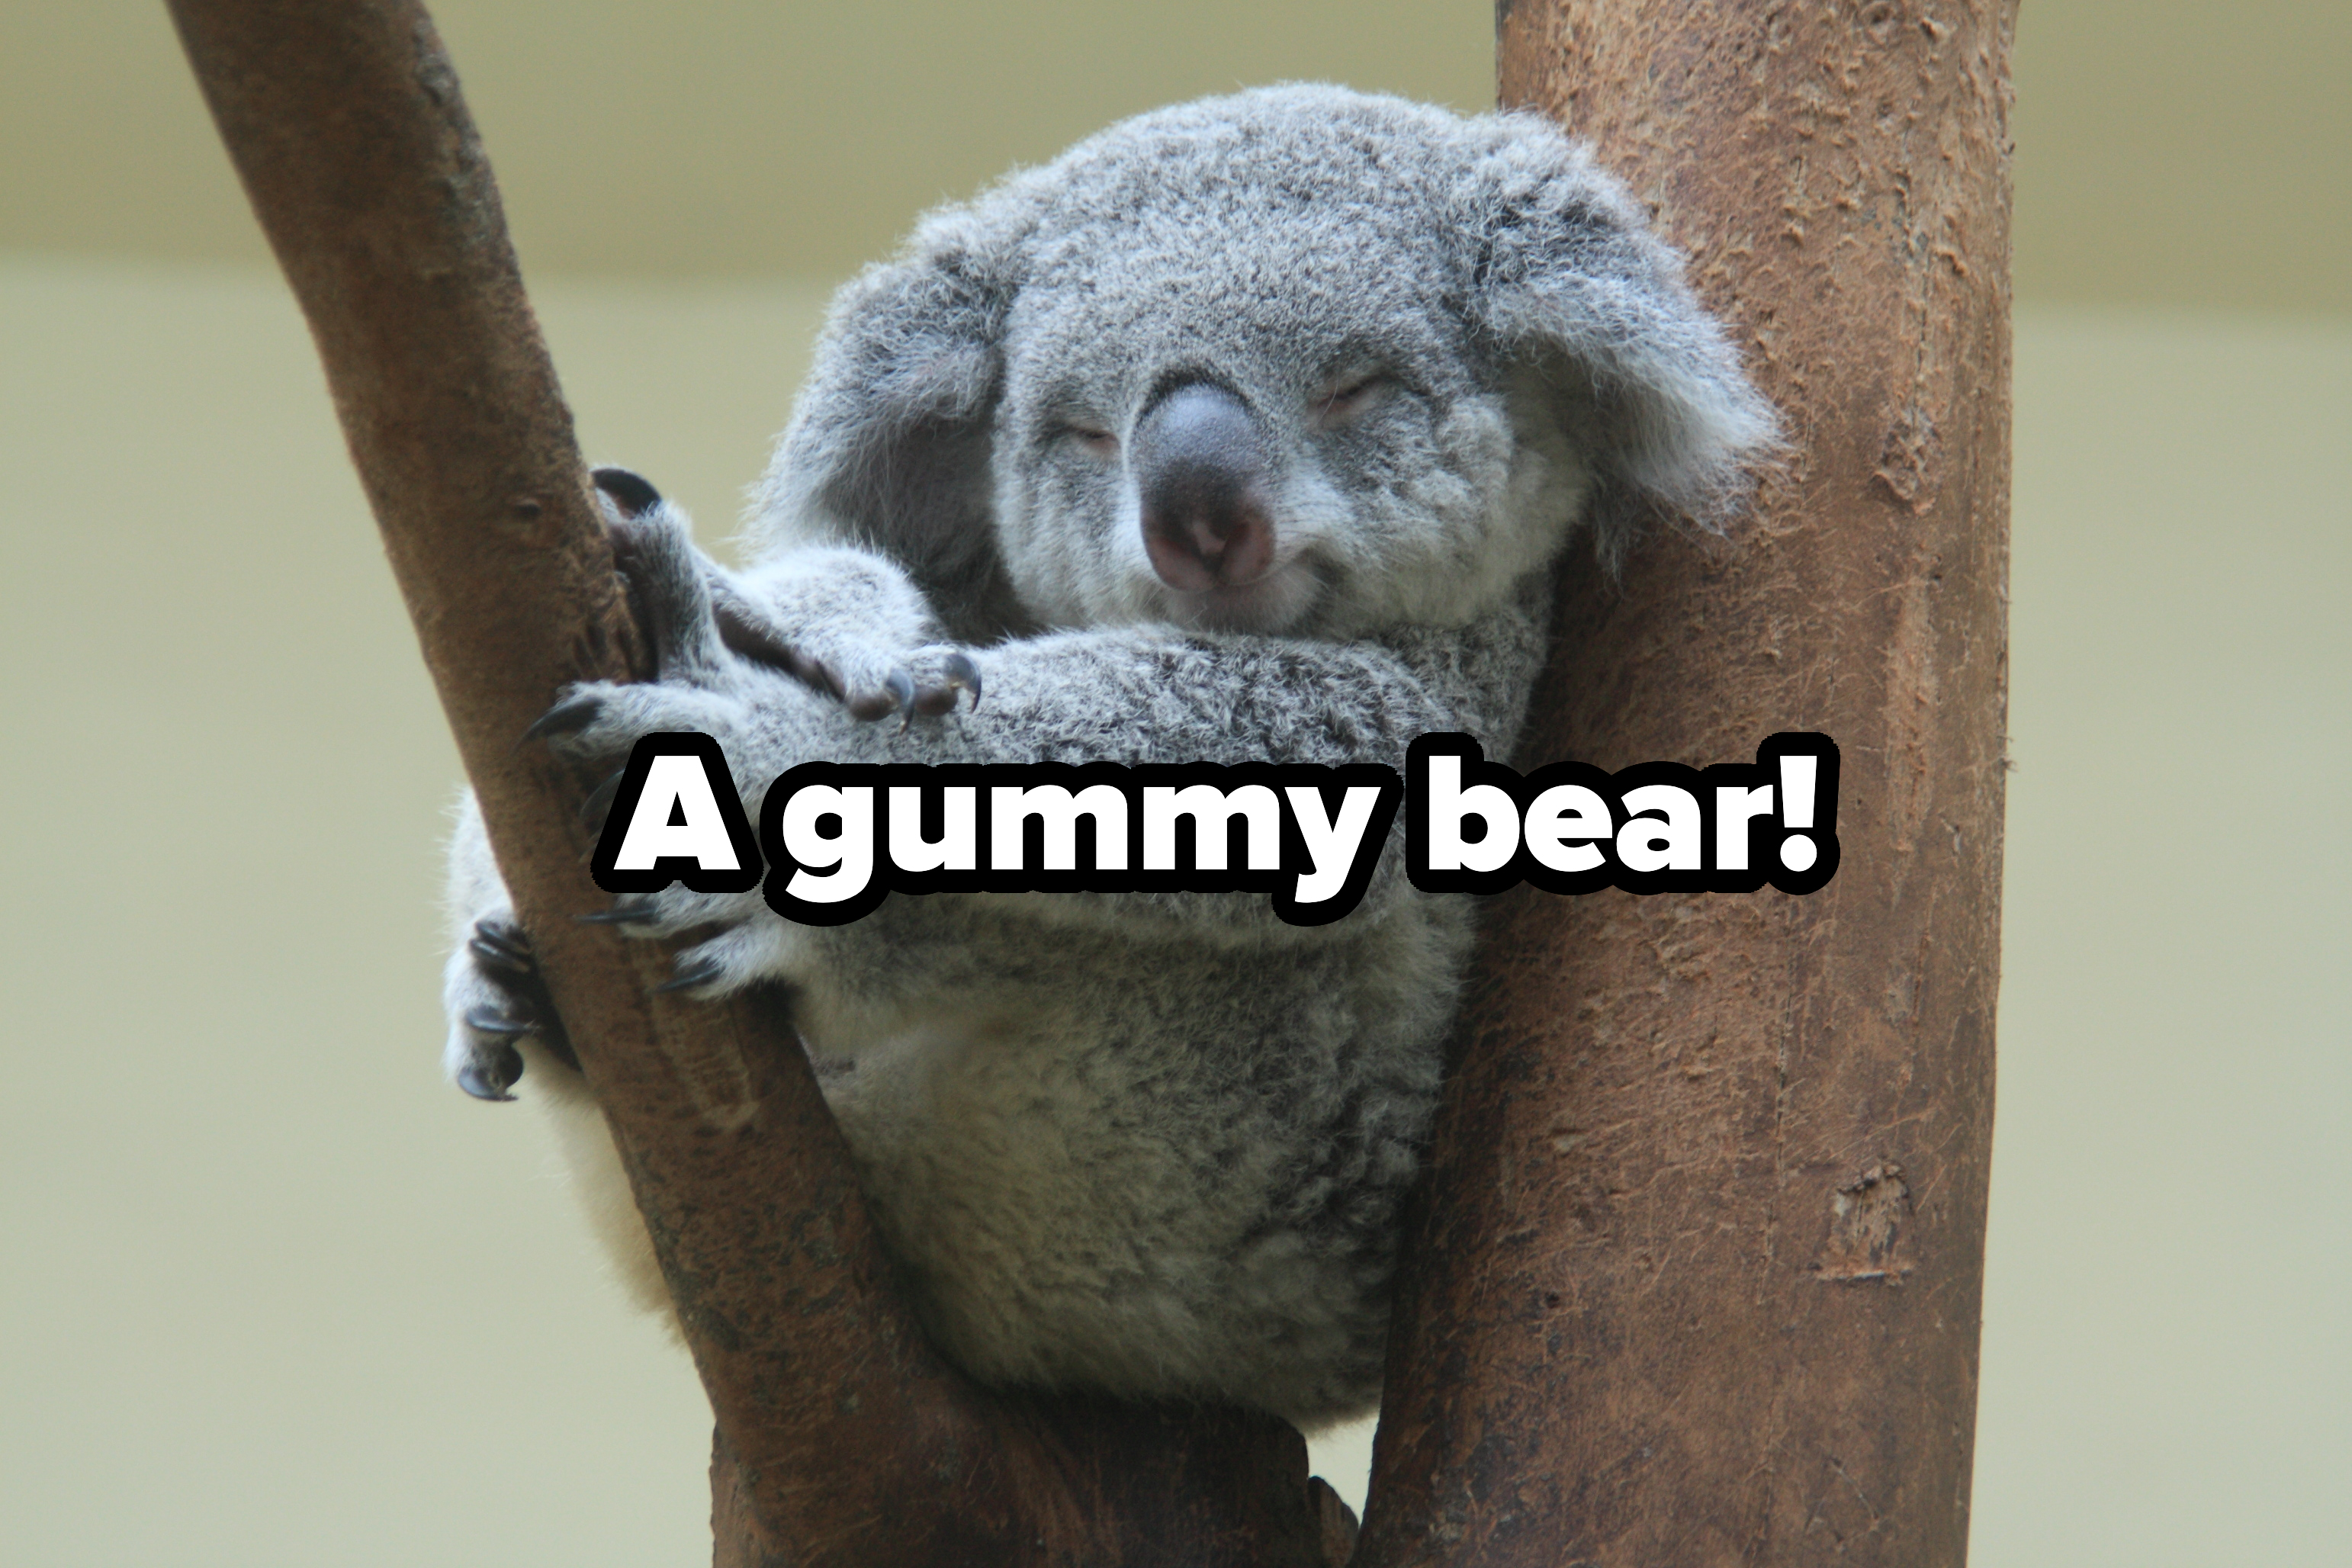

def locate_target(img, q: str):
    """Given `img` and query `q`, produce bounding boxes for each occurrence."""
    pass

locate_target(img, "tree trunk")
[1355,3,2013,1563]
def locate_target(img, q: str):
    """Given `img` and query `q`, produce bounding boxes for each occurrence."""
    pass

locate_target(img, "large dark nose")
[1132,382,1277,593]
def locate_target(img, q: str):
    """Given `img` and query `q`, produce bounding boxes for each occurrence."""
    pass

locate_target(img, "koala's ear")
[1457,123,1782,564]
[754,200,1029,626]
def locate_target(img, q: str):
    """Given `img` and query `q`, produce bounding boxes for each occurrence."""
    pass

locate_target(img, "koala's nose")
[1133,382,1277,593]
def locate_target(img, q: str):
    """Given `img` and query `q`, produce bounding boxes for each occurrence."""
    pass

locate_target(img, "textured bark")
[165,2,1331,1563]
[1356,3,2013,1564]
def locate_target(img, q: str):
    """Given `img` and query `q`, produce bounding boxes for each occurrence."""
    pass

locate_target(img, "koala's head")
[758,85,1776,642]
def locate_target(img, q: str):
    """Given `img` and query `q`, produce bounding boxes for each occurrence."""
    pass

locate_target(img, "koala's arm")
[715,527,1555,763]
[873,589,1547,941]
[540,520,1552,954]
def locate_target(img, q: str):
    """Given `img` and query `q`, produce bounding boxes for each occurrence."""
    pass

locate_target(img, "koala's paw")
[594,466,842,703]
[721,545,982,729]
[521,474,815,998]
[444,916,576,1100]
[709,601,978,726]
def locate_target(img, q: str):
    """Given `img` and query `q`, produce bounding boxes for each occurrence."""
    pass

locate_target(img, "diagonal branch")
[165,2,1332,1563]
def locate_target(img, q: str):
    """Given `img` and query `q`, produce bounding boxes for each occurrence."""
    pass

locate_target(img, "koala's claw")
[942,651,984,708]
[848,654,984,727]
[456,1047,524,1103]
[657,953,728,994]
[579,767,627,829]
[467,921,535,978]
[523,692,606,744]
[590,466,663,519]
[471,916,532,956]
[882,668,918,722]
[577,898,663,926]
[448,916,578,1099]
[907,652,984,718]
[464,1003,535,1039]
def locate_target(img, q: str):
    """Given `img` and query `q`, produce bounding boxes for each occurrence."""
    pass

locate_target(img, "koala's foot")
[444,917,577,1100]
[593,466,978,727]
[596,465,847,708]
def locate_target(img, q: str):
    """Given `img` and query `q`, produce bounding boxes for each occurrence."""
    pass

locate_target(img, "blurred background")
[2,2,2344,1563]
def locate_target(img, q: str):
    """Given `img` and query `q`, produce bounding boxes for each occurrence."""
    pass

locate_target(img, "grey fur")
[442,85,1775,1428]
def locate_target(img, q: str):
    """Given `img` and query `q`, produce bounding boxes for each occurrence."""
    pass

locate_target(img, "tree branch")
[165,2,1332,1562]
[1358,3,2014,1563]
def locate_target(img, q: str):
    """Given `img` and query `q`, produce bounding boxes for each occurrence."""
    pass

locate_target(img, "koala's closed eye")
[1041,413,1120,460]
[1309,372,1402,431]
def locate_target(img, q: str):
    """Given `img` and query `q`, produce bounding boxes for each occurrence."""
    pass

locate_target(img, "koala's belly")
[791,898,1464,1425]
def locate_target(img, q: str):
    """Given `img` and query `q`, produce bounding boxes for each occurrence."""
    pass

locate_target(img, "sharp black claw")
[468,934,535,977]
[590,467,663,519]
[883,669,918,730]
[469,921,535,974]
[472,918,532,957]
[464,1004,535,1038]
[524,693,604,744]
[943,651,982,709]
[457,1044,524,1102]
[579,767,626,827]
[577,899,661,926]
[657,955,726,994]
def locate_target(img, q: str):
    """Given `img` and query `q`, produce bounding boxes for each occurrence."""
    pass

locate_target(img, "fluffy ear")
[1457,120,1782,565]
[753,199,1031,635]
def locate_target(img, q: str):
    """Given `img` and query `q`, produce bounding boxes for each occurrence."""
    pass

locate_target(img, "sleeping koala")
[443,85,1775,1428]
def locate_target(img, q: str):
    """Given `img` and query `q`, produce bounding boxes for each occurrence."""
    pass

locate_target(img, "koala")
[442,85,1775,1429]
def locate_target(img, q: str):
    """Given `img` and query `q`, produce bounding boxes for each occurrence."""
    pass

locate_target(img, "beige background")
[2,3,2345,1563]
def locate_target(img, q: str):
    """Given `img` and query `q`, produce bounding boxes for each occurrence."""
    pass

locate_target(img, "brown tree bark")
[165,2,1330,1563]
[1355,3,2013,1564]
